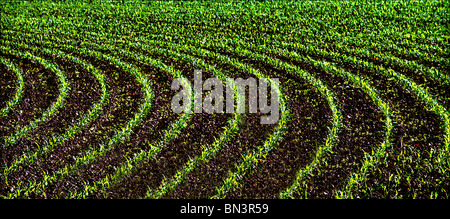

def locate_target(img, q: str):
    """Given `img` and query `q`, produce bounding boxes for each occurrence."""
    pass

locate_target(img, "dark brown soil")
[105,112,230,199]
[0,62,17,111]
[354,52,450,110]
[50,59,185,198]
[169,112,275,199]
[89,55,232,199]
[190,48,332,198]
[0,49,144,198]
[333,58,447,199]
[245,52,386,199]
[1,52,101,167]
[0,53,59,140]
[164,50,279,199]
[224,57,332,199]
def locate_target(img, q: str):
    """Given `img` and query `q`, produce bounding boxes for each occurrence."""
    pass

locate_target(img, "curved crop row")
[2,29,242,199]
[99,33,341,199]
[331,43,450,85]
[0,31,195,198]
[171,36,388,198]
[336,35,449,70]
[232,36,449,197]
[119,38,290,199]
[262,39,450,198]
[248,38,449,173]
[0,36,155,198]
[0,57,25,117]
[69,41,238,199]
[22,28,340,199]
[1,29,290,199]
[71,36,278,199]
[136,21,448,197]
[131,38,333,199]
[248,48,394,198]
[195,38,390,199]
[0,38,109,176]
[0,45,69,150]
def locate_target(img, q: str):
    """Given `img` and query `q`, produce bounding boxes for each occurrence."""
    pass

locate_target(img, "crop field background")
[0,0,449,199]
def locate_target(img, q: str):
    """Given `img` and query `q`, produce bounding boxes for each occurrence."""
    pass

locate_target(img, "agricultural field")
[0,0,449,199]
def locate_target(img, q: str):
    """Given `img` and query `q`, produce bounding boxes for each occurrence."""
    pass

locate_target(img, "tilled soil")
[0,63,17,111]
[0,50,144,198]
[0,53,59,139]
[86,51,234,198]
[1,52,101,168]
[226,58,332,199]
